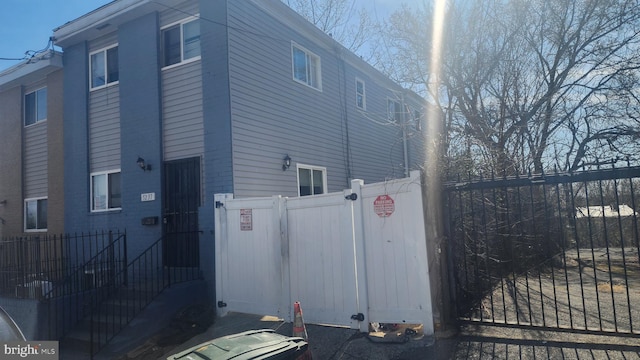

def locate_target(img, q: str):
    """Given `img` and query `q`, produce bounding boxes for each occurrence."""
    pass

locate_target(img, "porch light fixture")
[282,154,292,171]
[137,156,152,171]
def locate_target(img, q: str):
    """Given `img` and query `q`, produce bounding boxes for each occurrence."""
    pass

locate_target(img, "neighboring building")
[575,204,637,218]
[0,51,65,237]
[51,0,426,294]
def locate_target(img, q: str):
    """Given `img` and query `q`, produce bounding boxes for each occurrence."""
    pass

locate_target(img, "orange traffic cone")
[293,301,308,341]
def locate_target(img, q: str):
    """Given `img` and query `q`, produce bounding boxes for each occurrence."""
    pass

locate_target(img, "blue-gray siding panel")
[63,41,91,231]
[89,85,121,172]
[162,60,204,161]
[24,122,48,198]
[118,11,163,257]
[199,0,233,299]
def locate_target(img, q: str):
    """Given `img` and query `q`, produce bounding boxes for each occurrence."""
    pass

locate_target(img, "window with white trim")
[297,164,327,196]
[25,87,47,126]
[25,198,47,231]
[90,45,119,90]
[356,78,366,110]
[91,170,122,211]
[387,98,402,123]
[292,43,321,90]
[162,17,201,68]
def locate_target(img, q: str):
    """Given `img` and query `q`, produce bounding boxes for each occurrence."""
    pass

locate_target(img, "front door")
[163,157,200,267]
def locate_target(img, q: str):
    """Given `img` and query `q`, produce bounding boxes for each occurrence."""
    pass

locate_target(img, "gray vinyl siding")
[23,81,48,199]
[160,0,204,161]
[89,32,118,53]
[344,74,407,181]
[226,2,407,198]
[89,85,121,172]
[88,34,120,172]
[160,0,198,27]
[24,122,48,198]
[162,60,204,161]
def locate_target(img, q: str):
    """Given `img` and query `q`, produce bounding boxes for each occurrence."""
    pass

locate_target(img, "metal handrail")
[87,232,201,357]
[45,231,127,342]
[44,232,127,300]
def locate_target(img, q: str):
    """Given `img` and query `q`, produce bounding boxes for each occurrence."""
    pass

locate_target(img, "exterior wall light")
[137,157,152,171]
[282,155,292,171]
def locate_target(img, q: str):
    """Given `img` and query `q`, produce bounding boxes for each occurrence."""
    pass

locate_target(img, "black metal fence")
[0,229,202,357]
[0,231,125,300]
[46,231,128,341]
[446,162,640,336]
[87,231,201,356]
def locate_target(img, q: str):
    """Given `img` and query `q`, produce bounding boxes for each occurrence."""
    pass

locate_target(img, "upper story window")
[25,197,47,232]
[91,170,122,212]
[356,78,366,110]
[90,45,119,90]
[292,43,321,90]
[413,109,422,130]
[162,17,201,68]
[297,164,327,196]
[24,87,47,126]
[387,98,402,123]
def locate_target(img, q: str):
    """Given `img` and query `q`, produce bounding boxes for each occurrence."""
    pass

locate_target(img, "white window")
[90,45,119,90]
[387,98,402,123]
[162,17,201,68]
[91,170,122,211]
[292,43,321,90]
[25,87,47,126]
[25,198,47,231]
[356,78,366,110]
[297,164,327,196]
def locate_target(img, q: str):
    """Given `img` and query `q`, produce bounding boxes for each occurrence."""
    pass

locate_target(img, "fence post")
[276,196,292,322]
[214,193,234,318]
[351,179,369,333]
[422,170,454,334]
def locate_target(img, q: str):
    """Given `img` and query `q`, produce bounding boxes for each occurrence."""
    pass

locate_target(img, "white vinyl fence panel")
[215,195,284,317]
[287,190,360,327]
[360,175,433,333]
[214,171,433,334]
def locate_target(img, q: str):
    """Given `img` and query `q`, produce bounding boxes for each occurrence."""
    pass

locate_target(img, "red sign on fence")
[373,195,395,217]
[240,209,253,231]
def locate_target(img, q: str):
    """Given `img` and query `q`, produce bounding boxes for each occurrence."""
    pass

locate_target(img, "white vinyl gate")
[214,171,433,334]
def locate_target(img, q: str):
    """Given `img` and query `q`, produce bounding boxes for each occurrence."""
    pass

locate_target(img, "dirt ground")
[466,247,640,335]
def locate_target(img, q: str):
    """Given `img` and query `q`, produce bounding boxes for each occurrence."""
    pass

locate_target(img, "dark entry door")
[163,157,200,267]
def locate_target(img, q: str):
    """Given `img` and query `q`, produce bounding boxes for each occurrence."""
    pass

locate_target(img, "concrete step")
[59,279,207,359]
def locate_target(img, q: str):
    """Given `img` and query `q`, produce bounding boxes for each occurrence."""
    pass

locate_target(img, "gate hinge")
[215,201,224,208]
[350,313,365,321]
[345,193,358,201]
[217,301,227,308]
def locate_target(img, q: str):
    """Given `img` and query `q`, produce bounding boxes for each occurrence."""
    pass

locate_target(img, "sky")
[0,0,414,72]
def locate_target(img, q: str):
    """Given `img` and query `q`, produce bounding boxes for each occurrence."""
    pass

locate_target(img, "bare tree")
[379,0,640,175]
[283,0,378,60]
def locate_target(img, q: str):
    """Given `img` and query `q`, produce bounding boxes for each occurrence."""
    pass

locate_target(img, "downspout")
[402,93,410,177]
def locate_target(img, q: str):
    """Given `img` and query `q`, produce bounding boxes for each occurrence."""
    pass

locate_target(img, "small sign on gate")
[240,209,253,231]
[373,195,395,217]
